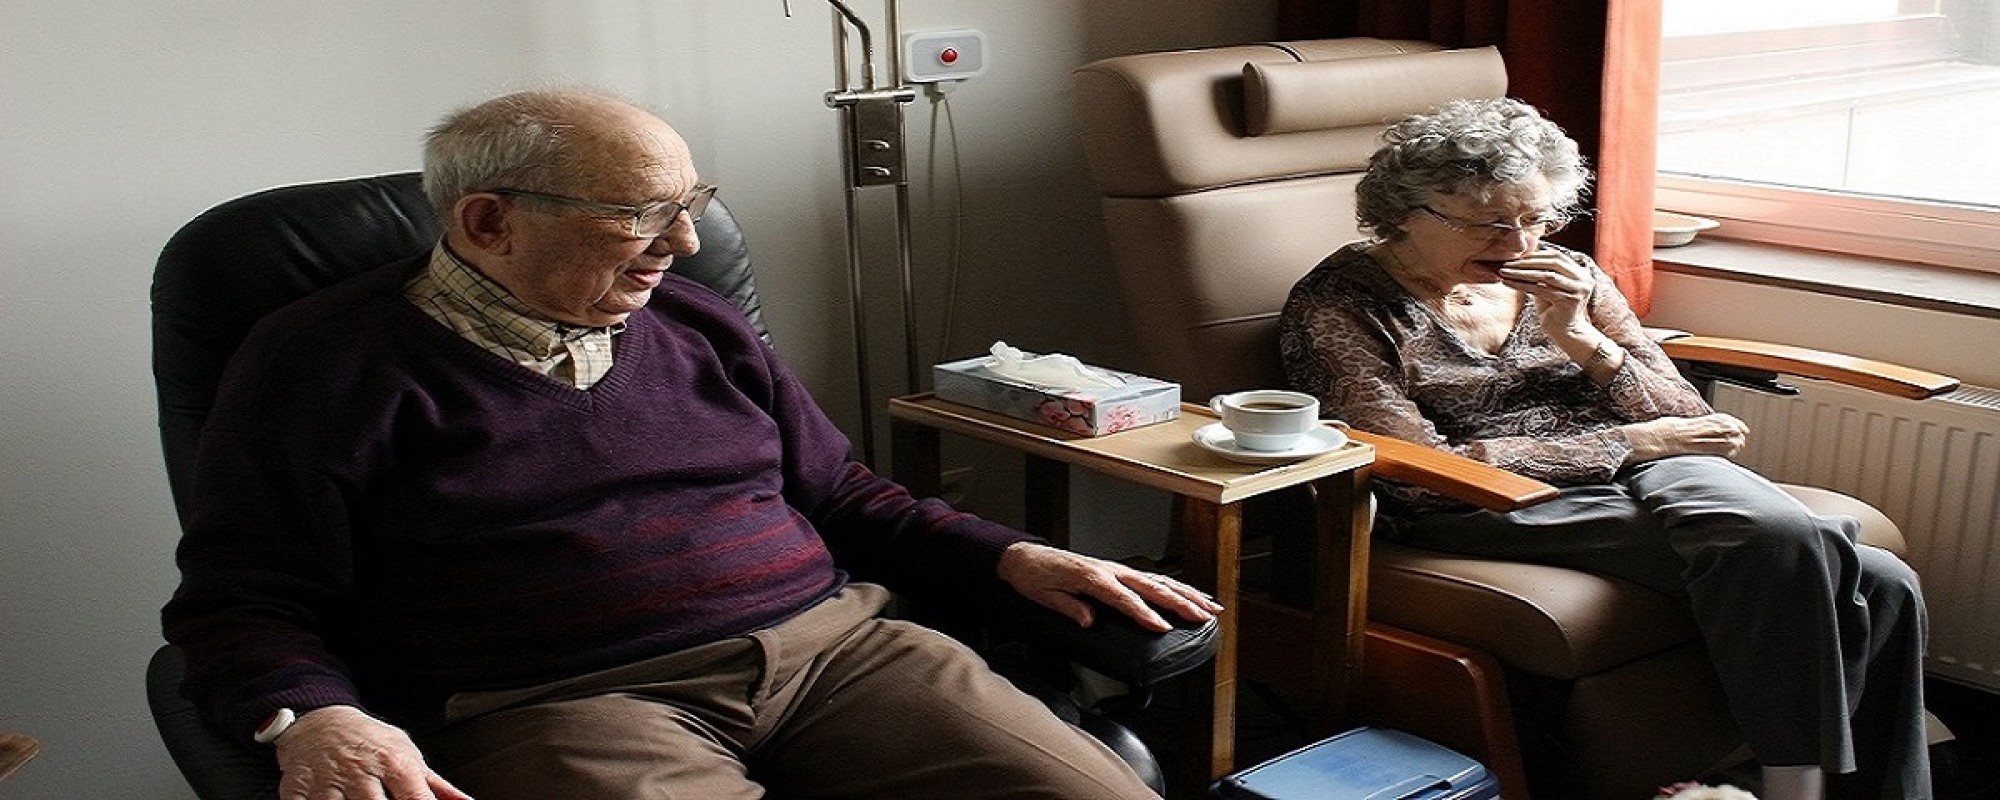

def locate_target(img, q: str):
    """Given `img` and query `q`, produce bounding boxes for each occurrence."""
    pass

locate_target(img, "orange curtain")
[1277,0,1664,314]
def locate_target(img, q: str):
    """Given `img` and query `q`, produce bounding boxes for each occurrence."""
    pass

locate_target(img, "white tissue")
[985,341,1124,390]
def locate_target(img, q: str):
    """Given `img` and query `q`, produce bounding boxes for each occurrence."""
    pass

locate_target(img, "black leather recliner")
[147,172,1216,799]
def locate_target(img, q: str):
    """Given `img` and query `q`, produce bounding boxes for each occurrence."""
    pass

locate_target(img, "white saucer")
[1192,423,1348,465]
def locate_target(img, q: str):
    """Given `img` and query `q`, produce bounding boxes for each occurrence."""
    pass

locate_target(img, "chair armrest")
[1342,429,1559,512]
[1656,335,1959,401]
[988,593,1218,687]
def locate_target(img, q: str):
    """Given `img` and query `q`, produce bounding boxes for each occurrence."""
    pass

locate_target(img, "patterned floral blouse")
[1278,241,1712,512]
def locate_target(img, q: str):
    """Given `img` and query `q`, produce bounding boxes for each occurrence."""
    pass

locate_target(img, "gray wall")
[0,2,1276,796]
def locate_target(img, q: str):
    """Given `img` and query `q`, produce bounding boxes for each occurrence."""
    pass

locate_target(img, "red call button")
[939,47,959,65]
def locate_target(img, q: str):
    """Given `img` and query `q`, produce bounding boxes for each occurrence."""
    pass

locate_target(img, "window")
[1657,0,2000,274]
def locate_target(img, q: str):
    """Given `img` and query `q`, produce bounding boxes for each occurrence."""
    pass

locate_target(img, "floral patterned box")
[931,353,1180,436]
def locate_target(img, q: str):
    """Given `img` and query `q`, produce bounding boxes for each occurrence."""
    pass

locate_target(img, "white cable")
[922,82,967,361]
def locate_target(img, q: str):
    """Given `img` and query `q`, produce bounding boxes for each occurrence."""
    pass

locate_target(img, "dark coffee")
[1240,401,1307,411]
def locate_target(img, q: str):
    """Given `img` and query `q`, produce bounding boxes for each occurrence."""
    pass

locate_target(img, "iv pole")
[785,0,920,468]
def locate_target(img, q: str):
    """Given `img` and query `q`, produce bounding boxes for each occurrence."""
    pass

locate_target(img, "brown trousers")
[416,583,1157,799]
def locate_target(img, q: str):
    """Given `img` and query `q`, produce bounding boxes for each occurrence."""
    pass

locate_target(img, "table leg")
[889,418,942,498]
[1174,497,1241,793]
[1307,468,1372,733]
[1023,455,1070,549]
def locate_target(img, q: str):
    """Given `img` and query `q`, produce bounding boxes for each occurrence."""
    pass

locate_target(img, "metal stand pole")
[811,0,917,468]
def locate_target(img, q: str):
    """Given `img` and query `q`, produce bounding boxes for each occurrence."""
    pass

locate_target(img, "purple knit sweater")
[162,258,1030,741]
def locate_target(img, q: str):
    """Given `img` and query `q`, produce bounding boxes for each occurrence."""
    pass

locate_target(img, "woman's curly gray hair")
[1354,97,1592,241]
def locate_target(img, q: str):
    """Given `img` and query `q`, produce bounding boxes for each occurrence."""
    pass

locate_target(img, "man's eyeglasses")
[1418,205,1570,240]
[491,184,718,239]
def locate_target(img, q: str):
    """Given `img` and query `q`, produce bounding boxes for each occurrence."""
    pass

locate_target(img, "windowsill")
[1652,239,2000,321]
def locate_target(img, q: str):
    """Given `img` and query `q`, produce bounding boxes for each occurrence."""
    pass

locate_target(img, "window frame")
[1655,175,2000,276]
[1655,4,2000,275]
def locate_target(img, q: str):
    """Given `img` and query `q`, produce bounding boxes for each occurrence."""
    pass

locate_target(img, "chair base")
[1238,592,1753,800]
[1236,596,1531,800]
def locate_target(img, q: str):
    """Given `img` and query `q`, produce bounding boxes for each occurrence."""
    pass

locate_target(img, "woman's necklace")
[1374,244,1475,306]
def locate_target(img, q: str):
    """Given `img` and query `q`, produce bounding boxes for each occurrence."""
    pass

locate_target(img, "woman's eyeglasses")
[1418,205,1570,240]
[491,184,718,239]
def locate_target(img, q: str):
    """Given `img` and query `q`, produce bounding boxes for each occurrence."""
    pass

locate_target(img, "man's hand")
[1620,413,1748,464]
[273,705,473,800]
[996,542,1223,632]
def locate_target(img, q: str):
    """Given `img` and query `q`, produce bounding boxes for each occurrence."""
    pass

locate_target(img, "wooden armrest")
[1658,335,1959,401]
[1343,429,1558,512]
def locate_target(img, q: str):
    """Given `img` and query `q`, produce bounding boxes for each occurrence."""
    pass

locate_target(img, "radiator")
[1713,379,2000,693]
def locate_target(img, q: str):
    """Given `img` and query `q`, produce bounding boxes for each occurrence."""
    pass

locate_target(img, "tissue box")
[932,353,1180,436]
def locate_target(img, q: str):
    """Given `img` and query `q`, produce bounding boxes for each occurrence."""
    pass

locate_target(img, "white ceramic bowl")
[1652,210,1720,247]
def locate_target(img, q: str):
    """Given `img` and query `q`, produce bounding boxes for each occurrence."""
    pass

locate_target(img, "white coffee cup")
[1208,390,1320,451]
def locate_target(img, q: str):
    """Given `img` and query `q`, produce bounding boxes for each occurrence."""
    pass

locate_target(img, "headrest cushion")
[1242,47,1508,136]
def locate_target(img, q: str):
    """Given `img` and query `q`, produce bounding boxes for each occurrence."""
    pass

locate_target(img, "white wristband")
[252,707,297,744]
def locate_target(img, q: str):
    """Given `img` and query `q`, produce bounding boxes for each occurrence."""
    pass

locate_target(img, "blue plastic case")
[1211,727,1501,800]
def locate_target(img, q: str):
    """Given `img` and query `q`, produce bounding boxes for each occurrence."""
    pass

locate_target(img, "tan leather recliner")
[1072,38,1944,799]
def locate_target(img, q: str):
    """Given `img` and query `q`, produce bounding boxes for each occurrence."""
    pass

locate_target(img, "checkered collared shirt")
[404,245,623,389]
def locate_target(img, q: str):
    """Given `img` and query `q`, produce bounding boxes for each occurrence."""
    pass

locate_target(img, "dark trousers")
[417,583,1156,799]
[1391,456,1931,800]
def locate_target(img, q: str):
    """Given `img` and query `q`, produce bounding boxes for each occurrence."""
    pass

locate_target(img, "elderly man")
[163,88,1217,800]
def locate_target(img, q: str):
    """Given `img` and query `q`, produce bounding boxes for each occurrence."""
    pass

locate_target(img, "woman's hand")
[1495,249,1598,348]
[996,542,1222,632]
[1620,413,1748,464]
[273,705,473,800]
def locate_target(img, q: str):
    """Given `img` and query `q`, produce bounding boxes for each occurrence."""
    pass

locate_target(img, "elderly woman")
[1278,97,1930,800]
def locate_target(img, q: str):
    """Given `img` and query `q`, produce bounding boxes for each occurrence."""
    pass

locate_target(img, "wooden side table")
[887,394,1376,795]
